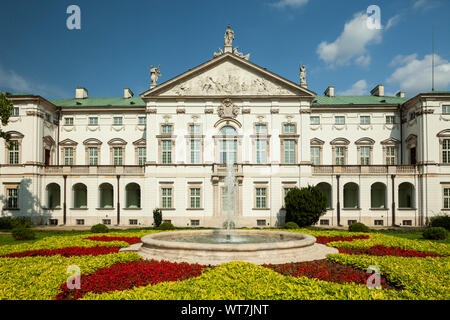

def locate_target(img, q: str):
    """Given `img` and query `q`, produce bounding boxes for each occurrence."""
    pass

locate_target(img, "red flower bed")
[56,259,207,300]
[337,245,444,258]
[315,235,370,245]
[264,259,395,289]
[85,236,141,245]
[2,246,121,258]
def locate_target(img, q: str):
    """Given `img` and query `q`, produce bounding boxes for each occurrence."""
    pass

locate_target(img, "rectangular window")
[347,220,357,225]
[76,219,85,225]
[11,107,19,116]
[284,140,295,164]
[360,146,370,165]
[335,116,345,125]
[283,187,294,207]
[65,117,74,125]
[45,113,52,122]
[89,117,98,125]
[320,219,329,226]
[409,112,415,121]
[257,219,266,226]
[255,124,267,134]
[443,139,450,164]
[113,147,123,165]
[374,220,384,226]
[386,115,396,124]
[255,187,267,208]
[8,140,19,164]
[402,220,412,226]
[220,140,237,164]
[162,124,173,134]
[444,188,450,209]
[129,219,138,225]
[190,140,201,164]
[310,116,320,125]
[360,116,370,125]
[335,147,345,165]
[283,124,295,134]
[386,146,396,165]
[6,188,18,209]
[163,219,171,224]
[49,219,58,226]
[162,188,172,208]
[442,105,450,114]
[191,219,200,226]
[64,147,74,165]
[88,147,98,165]
[256,139,267,164]
[113,117,123,125]
[138,116,146,125]
[189,124,200,135]
[310,146,320,165]
[102,219,111,225]
[138,147,146,165]
[162,140,172,164]
[190,188,201,209]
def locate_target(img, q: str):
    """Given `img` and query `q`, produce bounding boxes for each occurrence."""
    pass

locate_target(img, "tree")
[284,185,328,227]
[0,93,14,141]
[153,208,162,228]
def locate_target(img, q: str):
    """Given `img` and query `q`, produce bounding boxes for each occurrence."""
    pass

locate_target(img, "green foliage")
[153,208,162,228]
[90,224,109,233]
[428,214,450,231]
[423,227,448,240]
[0,93,14,141]
[348,222,371,233]
[284,186,327,227]
[11,227,36,241]
[158,222,175,230]
[284,222,300,229]
[0,217,33,230]
[222,220,235,229]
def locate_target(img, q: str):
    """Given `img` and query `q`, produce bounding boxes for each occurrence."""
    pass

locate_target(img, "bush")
[11,227,36,241]
[284,186,327,228]
[348,222,370,233]
[153,208,162,228]
[0,216,33,230]
[90,224,109,233]
[422,227,448,240]
[284,222,300,229]
[158,222,175,230]
[428,214,450,231]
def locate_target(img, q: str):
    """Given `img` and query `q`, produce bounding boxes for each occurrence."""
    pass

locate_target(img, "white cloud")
[339,80,368,96]
[316,12,382,67]
[0,65,69,99]
[355,55,371,67]
[386,14,401,30]
[271,0,308,8]
[413,0,439,10]
[389,54,418,67]
[387,53,450,96]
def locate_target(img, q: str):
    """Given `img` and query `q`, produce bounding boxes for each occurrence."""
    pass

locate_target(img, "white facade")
[1,29,450,228]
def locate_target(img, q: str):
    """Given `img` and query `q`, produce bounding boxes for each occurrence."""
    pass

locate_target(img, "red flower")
[3,246,121,258]
[337,245,444,258]
[315,235,370,244]
[85,236,142,245]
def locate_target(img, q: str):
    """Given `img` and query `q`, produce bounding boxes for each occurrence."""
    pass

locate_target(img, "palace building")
[1,26,450,228]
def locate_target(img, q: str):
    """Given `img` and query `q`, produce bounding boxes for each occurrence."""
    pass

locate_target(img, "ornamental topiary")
[422,227,448,240]
[284,222,300,229]
[158,222,175,230]
[153,208,162,228]
[0,216,33,230]
[90,224,109,233]
[428,214,450,231]
[11,227,36,241]
[348,222,370,233]
[284,186,327,228]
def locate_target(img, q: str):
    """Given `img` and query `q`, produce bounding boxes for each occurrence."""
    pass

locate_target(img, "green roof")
[51,97,146,108]
[313,95,409,106]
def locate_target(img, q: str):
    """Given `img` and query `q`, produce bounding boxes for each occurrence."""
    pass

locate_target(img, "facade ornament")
[224,24,234,52]
[300,63,307,88]
[217,98,239,119]
[232,46,250,60]
[213,48,223,57]
[150,65,161,89]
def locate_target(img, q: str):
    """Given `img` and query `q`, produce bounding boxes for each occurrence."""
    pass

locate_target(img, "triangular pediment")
[141,53,316,98]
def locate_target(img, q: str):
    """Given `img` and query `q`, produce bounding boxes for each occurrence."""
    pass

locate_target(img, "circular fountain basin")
[136,229,338,265]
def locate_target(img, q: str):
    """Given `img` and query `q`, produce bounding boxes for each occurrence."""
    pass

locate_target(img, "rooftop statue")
[150,65,161,88]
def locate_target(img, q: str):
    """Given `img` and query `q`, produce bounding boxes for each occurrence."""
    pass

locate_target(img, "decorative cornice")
[204,108,214,114]
[176,108,186,114]
[147,108,157,114]
[242,108,251,114]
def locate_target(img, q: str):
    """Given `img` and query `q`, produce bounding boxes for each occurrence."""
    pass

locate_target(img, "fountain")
[126,151,338,265]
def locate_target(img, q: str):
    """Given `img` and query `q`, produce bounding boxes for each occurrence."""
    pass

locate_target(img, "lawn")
[0,227,448,300]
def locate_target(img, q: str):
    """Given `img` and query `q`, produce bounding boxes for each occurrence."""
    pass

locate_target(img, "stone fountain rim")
[141,229,316,252]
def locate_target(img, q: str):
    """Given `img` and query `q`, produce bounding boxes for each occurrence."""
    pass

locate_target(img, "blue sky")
[0,0,449,100]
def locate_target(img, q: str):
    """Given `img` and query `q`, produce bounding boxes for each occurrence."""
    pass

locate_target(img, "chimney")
[396,91,405,98]
[124,88,134,99]
[324,86,335,97]
[75,87,88,99]
[370,84,384,97]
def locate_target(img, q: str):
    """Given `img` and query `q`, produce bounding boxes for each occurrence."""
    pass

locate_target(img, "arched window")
[46,183,61,209]
[317,182,332,209]
[99,183,114,208]
[371,182,386,209]
[126,183,141,209]
[219,126,237,164]
[343,182,359,209]
[399,182,415,208]
[73,183,87,208]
